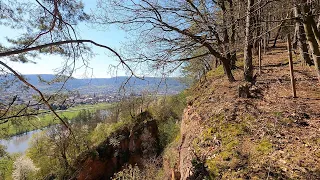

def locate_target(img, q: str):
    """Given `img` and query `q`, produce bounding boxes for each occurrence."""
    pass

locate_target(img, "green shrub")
[0,157,14,180]
[112,165,145,180]
[91,120,129,145]
[158,117,180,148]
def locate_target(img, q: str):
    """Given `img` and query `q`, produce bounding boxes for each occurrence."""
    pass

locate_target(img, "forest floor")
[172,43,320,179]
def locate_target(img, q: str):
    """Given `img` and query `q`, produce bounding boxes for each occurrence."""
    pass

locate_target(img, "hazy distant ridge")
[21,74,186,94]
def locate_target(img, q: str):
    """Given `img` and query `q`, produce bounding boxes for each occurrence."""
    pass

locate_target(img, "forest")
[0,0,320,179]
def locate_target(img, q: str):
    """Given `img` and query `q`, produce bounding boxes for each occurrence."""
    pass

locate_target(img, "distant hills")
[19,74,186,94]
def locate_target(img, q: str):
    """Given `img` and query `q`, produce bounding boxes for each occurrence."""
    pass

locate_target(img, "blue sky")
[3,0,130,78]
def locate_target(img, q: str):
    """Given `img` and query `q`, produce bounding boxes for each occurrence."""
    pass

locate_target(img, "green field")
[0,103,112,138]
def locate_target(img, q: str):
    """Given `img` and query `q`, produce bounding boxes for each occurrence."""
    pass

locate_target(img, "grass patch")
[190,114,256,179]
[0,103,112,138]
[207,65,225,78]
[255,139,273,154]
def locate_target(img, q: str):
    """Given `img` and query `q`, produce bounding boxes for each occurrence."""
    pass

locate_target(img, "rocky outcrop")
[73,112,160,180]
[162,105,204,180]
[178,106,203,180]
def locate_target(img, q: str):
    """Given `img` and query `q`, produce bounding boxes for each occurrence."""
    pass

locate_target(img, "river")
[0,129,44,154]
[0,109,109,154]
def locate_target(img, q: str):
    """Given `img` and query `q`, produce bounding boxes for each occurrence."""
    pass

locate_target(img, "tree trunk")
[259,40,262,74]
[317,15,320,32]
[253,4,261,55]
[205,42,235,82]
[293,23,299,49]
[244,0,254,82]
[263,14,269,54]
[273,26,282,48]
[221,1,233,70]
[310,16,320,46]
[266,13,271,48]
[230,53,237,69]
[222,58,235,82]
[294,5,313,66]
[303,14,320,82]
[229,0,237,69]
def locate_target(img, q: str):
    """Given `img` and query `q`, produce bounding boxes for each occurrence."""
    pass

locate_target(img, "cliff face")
[178,106,203,180]
[75,112,160,180]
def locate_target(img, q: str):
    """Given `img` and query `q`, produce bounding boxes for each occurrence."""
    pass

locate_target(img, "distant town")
[0,89,179,111]
[0,75,186,111]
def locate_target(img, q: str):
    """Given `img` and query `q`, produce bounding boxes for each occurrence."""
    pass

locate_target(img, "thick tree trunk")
[310,16,320,46]
[303,15,320,82]
[294,6,313,66]
[244,0,254,82]
[204,43,235,82]
[221,1,233,71]
[222,58,235,82]
[230,53,237,69]
[299,1,320,82]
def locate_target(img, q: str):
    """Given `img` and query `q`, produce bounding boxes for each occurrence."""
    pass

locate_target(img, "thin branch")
[0,39,138,78]
[0,60,71,131]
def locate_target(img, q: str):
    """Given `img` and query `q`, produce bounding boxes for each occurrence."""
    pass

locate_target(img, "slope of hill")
[164,45,320,179]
